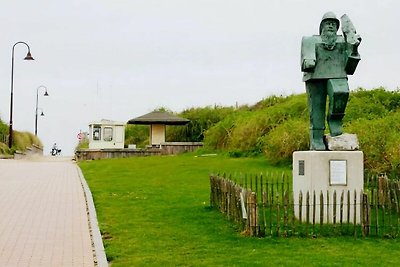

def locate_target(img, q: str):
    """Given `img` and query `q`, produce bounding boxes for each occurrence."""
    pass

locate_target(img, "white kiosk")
[88,119,125,149]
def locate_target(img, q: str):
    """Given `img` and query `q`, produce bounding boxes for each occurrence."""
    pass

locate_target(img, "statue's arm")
[345,36,362,75]
[301,36,316,72]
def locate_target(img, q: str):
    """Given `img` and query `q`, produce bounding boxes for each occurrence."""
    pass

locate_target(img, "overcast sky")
[0,0,399,155]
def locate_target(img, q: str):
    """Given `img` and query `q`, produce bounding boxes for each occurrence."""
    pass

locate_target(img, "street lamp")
[8,41,34,148]
[35,85,49,136]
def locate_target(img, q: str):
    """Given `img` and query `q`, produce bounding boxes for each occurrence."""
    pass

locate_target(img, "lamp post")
[35,85,49,136]
[9,41,34,148]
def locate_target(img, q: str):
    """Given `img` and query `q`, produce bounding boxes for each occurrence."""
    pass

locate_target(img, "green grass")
[79,154,400,266]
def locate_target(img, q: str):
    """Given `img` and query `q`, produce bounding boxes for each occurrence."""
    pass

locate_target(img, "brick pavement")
[0,157,106,267]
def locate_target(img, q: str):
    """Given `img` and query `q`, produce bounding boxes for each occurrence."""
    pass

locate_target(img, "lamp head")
[44,90,49,96]
[40,111,45,116]
[24,51,34,60]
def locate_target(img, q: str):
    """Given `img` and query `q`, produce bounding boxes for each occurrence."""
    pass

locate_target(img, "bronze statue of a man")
[301,12,361,150]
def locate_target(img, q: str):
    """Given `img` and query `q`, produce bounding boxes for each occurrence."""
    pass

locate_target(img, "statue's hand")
[352,35,362,56]
[302,59,316,71]
[354,35,362,47]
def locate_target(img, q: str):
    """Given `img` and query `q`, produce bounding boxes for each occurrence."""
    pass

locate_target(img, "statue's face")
[321,20,338,34]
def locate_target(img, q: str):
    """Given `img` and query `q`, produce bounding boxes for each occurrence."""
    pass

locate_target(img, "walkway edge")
[76,166,109,267]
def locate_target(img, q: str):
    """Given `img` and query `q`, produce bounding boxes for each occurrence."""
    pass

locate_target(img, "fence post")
[320,191,324,227]
[312,190,316,234]
[327,190,330,224]
[362,192,370,236]
[247,192,259,237]
[347,190,351,231]
[306,191,310,237]
[374,187,379,236]
[276,191,281,237]
[392,184,400,237]
[340,190,344,227]
[333,190,337,227]
[354,190,357,237]
[284,191,289,237]
[299,191,303,225]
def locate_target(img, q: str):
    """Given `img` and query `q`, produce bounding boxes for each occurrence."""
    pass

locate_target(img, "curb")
[76,166,109,267]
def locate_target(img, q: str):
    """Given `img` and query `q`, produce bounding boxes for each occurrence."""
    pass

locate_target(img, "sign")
[77,132,83,140]
[298,160,305,176]
[330,160,347,185]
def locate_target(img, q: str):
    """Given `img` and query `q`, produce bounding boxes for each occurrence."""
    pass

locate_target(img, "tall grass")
[0,118,42,154]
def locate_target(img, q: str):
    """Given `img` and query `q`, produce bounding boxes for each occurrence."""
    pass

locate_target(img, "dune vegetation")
[0,119,42,154]
[125,87,400,177]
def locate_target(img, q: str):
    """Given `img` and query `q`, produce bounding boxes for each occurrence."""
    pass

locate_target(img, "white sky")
[0,0,399,155]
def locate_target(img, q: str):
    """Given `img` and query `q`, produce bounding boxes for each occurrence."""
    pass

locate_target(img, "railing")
[210,173,400,238]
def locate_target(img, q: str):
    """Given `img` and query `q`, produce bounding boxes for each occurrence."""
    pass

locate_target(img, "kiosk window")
[93,125,101,141]
[104,127,113,141]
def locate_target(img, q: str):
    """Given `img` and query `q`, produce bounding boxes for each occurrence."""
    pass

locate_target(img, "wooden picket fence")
[209,173,400,238]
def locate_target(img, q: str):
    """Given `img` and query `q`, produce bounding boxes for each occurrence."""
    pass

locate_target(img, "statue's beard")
[321,29,337,50]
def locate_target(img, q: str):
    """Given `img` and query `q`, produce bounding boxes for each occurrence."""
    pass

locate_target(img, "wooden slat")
[306,191,310,237]
[313,190,316,234]
[333,190,337,227]
[320,191,324,228]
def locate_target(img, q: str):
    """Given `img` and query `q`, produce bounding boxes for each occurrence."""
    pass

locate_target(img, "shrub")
[345,87,400,122]
[263,119,309,164]
[124,125,149,148]
[167,106,236,142]
[345,113,400,177]
[203,114,237,150]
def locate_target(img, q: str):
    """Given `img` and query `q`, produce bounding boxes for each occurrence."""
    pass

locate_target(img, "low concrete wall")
[160,142,203,155]
[14,144,44,159]
[75,142,203,160]
[27,144,44,156]
[75,148,161,161]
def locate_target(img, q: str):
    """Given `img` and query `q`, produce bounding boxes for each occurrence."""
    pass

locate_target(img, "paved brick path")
[0,157,106,267]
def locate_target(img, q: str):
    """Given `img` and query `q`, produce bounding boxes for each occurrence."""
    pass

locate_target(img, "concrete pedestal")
[292,151,363,224]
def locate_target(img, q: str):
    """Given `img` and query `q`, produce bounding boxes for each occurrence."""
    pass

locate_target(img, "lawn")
[79,154,400,266]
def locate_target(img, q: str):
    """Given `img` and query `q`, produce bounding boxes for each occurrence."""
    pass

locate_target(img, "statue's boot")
[310,130,326,150]
[328,119,343,137]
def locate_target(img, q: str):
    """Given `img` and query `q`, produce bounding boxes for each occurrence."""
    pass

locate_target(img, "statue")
[301,12,361,150]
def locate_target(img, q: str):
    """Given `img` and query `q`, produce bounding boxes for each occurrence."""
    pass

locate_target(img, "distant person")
[51,143,61,156]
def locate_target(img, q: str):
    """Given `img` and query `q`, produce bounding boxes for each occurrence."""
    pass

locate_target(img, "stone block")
[325,133,359,151]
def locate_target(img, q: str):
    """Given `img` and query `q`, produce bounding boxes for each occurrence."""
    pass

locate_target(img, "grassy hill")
[125,87,400,177]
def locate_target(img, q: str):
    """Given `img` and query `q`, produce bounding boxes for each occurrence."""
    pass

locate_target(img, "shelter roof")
[127,111,190,125]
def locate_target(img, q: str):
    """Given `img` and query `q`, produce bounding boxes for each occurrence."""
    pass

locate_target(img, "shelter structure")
[127,111,190,147]
[88,119,125,149]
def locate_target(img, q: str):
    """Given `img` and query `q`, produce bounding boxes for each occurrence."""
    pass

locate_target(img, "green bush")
[344,87,400,122]
[203,114,237,150]
[76,139,89,150]
[167,106,236,142]
[124,125,149,148]
[263,119,309,164]
[345,113,400,177]
[0,143,11,154]
[226,111,270,154]
[203,94,308,156]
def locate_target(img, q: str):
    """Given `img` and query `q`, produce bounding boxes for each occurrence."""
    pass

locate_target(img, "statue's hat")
[319,12,340,34]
